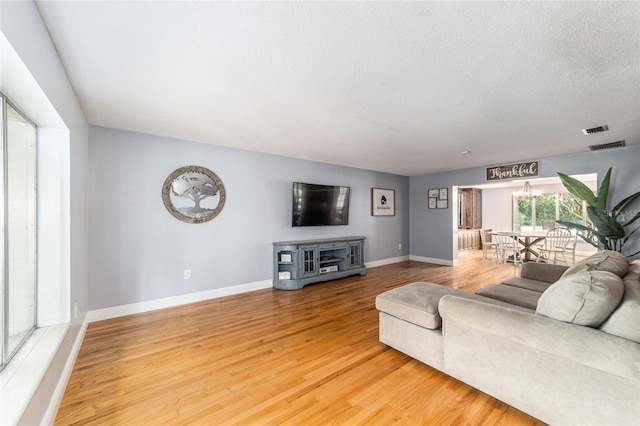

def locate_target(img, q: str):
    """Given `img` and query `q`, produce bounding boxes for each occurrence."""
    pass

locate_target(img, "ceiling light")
[513,181,541,199]
[461,150,471,154]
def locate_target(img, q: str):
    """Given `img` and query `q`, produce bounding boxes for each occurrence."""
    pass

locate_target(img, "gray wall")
[89,126,410,310]
[410,145,640,262]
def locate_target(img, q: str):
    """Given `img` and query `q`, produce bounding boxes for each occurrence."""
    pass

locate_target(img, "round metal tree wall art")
[162,165,226,224]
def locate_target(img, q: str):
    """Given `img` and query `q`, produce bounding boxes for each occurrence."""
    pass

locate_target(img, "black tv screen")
[292,182,350,226]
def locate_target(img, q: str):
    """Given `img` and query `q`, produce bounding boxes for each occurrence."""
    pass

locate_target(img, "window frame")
[0,93,38,371]
[513,192,589,232]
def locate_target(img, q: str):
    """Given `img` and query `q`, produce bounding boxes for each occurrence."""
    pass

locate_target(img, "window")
[559,193,591,227]
[514,193,588,232]
[1,94,37,370]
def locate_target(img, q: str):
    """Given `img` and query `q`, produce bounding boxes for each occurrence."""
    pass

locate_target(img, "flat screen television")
[292,182,350,226]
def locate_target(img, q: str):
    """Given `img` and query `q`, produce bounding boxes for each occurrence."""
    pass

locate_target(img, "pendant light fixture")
[513,181,541,199]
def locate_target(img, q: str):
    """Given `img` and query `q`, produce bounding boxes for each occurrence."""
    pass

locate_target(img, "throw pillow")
[536,270,624,327]
[599,262,640,343]
[561,250,629,279]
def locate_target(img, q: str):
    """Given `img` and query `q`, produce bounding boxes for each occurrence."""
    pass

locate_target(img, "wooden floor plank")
[55,250,547,425]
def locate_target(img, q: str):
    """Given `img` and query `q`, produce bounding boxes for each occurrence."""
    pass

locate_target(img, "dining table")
[516,231,547,261]
[491,230,547,262]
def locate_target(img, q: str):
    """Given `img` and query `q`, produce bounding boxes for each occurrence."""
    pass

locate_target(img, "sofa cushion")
[501,276,553,293]
[599,262,640,343]
[536,270,624,327]
[376,282,534,330]
[375,282,461,330]
[561,250,629,279]
[520,262,569,283]
[475,284,542,310]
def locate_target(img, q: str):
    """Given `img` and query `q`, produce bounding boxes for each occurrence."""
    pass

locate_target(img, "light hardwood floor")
[55,250,546,425]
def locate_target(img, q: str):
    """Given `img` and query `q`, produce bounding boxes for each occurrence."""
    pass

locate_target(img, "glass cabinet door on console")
[348,241,363,269]
[299,246,318,277]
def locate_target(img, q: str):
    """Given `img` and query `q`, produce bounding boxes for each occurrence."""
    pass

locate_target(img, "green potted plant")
[557,167,640,257]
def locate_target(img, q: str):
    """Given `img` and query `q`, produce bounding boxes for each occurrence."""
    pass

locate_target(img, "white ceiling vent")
[581,125,609,135]
[589,140,626,151]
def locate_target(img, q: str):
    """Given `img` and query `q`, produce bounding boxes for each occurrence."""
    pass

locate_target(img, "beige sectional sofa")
[375,251,640,425]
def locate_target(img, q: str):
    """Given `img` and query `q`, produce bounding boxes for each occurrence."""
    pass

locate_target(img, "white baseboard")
[409,255,454,266]
[85,253,457,324]
[87,256,428,323]
[365,255,410,268]
[87,280,273,322]
[368,255,454,267]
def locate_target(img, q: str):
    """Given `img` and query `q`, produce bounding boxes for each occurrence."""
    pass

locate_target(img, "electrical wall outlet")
[398,243,402,250]
[74,302,78,319]
[184,269,191,280]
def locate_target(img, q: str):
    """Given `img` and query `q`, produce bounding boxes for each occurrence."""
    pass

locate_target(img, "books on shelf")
[319,265,338,274]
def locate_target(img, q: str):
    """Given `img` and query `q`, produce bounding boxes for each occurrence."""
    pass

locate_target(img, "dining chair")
[537,227,572,265]
[479,229,499,260]
[562,231,580,265]
[495,232,523,266]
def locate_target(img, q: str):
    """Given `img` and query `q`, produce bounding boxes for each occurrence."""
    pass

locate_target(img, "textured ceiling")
[36,1,640,176]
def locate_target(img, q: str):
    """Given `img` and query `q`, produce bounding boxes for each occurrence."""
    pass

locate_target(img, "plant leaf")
[627,248,640,258]
[595,167,612,211]
[558,168,639,255]
[557,172,598,206]
[623,225,640,243]
[555,220,594,234]
[555,220,600,248]
[587,206,625,239]
[578,233,600,249]
[623,208,640,228]
[613,192,640,218]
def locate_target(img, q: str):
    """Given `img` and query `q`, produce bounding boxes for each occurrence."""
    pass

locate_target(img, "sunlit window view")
[1,95,37,370]
[514,193,589,232]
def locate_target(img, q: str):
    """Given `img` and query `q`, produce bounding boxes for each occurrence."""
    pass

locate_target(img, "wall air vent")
[589,140,626,151]
[581,125,609,135]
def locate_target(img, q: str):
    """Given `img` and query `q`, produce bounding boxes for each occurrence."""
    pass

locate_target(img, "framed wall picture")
[371,188,395,216]
[428,188,439,198]
[428,197,437,209]
[439,188,448,200]
[437,199,448,209]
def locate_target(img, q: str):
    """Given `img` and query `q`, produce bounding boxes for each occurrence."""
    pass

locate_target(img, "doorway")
[452,174,597,262]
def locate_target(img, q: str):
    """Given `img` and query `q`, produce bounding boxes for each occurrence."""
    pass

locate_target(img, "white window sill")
[0,324,69,425]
